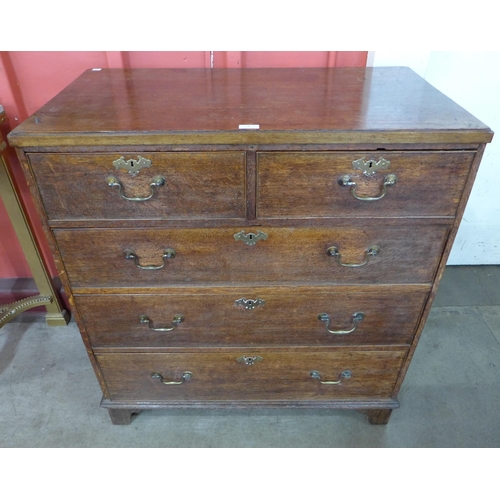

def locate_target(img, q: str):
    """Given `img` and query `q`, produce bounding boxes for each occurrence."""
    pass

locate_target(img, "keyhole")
[368,161,373,170]
[130,160,135,167]
[248,234,253,240]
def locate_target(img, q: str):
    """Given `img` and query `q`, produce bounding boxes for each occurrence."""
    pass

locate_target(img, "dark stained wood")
[53,225,449,288]
[257,151,474,218]
[245,149,257,220]
[11,131,494,147]
[107,408,139,425]
[44,215,455,230]
[74,286,429,348]
[19,142,484,153]
[8,68,493,425]
[28,152,246,221]
[8,68,493,147]
[101,398,400,410]
[95,349,407,402]
[364,409,393,425]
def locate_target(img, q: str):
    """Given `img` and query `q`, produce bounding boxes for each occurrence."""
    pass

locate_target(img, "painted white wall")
[368,51,500,265]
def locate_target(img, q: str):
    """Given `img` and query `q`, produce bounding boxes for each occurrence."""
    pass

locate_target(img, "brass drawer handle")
[151,371,192,385]
[318,311,364,335]
[124,248,176,270]
[310,370,352,385]
[234,230,268,246]
[338,173,397,201]
[106,175,166,201]
[326,245,380,267]
[140,314,184,331]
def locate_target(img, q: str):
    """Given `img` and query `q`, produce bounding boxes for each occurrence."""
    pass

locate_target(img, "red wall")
[0,51,367,280]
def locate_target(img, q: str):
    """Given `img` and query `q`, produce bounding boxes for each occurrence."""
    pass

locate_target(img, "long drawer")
[54,225,449,288]
[76,286,428,348]
[257,151,474,218]
[28,152,246,220]
[96,349,407,402]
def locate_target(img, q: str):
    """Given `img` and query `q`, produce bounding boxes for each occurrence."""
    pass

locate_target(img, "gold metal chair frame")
[0,106,69,327]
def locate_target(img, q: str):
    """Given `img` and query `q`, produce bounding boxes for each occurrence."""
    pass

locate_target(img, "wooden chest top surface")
[8,67,493,146]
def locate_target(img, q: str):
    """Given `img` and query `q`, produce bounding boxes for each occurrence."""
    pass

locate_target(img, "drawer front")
[76,287,428,348]
[96,349,407,402]
[257,151,474,218]
[28,152,246,220]
[54,225,449,288]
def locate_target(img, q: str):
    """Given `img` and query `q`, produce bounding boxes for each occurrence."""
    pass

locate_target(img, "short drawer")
[54,224,449,288]
[76,286,428,348]
[28,152,246,220]
[96,349,407,402]
[257,151,474,218]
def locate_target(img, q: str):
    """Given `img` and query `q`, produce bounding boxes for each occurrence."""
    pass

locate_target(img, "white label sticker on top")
[239,124,260,129]
[92,68,102,71]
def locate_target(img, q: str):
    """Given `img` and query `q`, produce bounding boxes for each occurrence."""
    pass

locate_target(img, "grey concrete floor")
[1,265,499,447]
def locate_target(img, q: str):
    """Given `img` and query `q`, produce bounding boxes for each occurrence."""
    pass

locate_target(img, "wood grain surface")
[8,68,493,146]
[257,151,474,218]
[28,152,246,220]
[75,285,429,348]
[53,224,449,288]
[96,349,407,402]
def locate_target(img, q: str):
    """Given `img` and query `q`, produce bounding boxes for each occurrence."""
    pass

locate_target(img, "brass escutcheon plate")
[352,157,390,176]
[235,298,265,310]
[237,356,263,365]
[233,230,268,246]
[113,155,152,176]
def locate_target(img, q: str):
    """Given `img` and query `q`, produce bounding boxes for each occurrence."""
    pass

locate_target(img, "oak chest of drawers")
[8,67,493,425]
